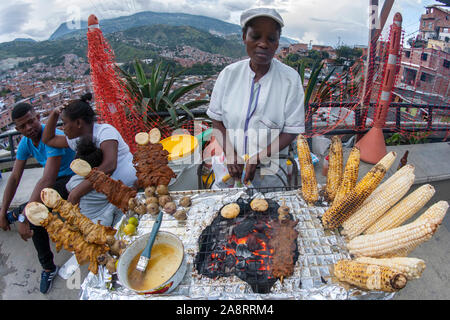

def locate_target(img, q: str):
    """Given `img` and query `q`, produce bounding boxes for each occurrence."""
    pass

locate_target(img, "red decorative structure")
[86,14,136,152]
[355,13,403,164]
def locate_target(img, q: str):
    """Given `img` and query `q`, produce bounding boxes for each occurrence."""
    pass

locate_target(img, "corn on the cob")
[324,136,343,202]
[365,184,435,234]
[414,200,448,224]
[297,134,318,206]
[341,171,415,239]
[321,163,386,229]
[354,257,426,280]
[363,164,414,206]
[333,146,360,206]
[333,259,407,292]
[377,151,397,171]
[347,202,448,257]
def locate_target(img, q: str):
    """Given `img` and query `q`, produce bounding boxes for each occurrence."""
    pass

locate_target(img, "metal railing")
[1,103,448,165]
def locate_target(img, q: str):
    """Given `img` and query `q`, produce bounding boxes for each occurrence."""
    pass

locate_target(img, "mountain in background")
[0,24,246,65]
[49,11,297,46]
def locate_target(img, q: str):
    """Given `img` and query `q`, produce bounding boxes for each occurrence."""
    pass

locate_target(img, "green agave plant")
[118,59,210,130]
[297,60,336,115]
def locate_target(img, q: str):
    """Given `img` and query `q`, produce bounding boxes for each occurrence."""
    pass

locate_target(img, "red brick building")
[419,5,449,42]
[397,46,450,103]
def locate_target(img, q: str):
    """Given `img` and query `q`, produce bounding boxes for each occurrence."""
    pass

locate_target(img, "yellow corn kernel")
[321,163,386,229]
[354,257,426,280]
[297,134,318,206]
[363,164,414,206]
[334,259,407,292]
[324,136,343,202]
[333,146,360,206]
[342,171,415,239]
[347,202,448,258]
[365,184,435,234]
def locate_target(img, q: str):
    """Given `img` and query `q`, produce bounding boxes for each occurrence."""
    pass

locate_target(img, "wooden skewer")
[280,276,284,284]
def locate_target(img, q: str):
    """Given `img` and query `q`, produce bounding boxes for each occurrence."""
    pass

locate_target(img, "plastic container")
[160,134,201,191]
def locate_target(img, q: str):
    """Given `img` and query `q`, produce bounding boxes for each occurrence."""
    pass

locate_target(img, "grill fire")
[195,199,299,293]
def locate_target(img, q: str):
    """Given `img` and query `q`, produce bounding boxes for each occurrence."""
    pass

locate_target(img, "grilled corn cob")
[333,146,360,206]
[333,259,407,292]
[321,163,386,229]
[354,257,426,280]
[297,134,318,206]
[363,164,414,206]
[414,200,448,224]
[377,151,397,171]
[324,136,343,202]
[365,184,435,234]
[347,201,448,257]
[341,171,415,239]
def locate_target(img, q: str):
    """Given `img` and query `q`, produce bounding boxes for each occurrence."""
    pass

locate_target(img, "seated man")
[0,102,75,294]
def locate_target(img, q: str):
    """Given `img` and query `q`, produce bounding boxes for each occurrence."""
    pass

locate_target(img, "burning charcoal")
[247,261,259,273]
[254,222,267,233]
[255,232,270,243]
[236,244,252,259]
[225,254,236,269]
[246,234,262,252]
[233,219,257,238]
[228,240,237,250]
[236,260,246,270]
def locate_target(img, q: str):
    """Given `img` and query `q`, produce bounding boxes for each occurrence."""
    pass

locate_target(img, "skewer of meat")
[133,129,176,188]
[25,202,109,274]
[70,159,137,212]
[40,188,117,245]
[269,202,299,283]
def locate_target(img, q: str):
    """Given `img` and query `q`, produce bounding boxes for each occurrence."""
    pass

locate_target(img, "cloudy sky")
[0,0,443,46]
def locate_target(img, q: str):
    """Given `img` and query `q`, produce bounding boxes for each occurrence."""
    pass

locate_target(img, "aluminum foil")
[80,188,395,300]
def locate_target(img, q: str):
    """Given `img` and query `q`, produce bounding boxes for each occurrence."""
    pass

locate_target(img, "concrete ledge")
[0,167,44,208]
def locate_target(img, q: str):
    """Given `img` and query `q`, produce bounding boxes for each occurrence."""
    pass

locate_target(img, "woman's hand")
[243,154,260,184]
[67,190,82,206]
[17,220,33,241]
[226,151,244,180]
[52,105,65,116]
[227,163,244,180]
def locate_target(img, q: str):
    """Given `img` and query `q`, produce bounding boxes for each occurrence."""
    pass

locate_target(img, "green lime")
[123,223,136,236]
[128,217,139,227]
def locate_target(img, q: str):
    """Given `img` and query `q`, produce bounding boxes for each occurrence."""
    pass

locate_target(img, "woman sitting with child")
[42,93,137,209]
[66,136,122,227]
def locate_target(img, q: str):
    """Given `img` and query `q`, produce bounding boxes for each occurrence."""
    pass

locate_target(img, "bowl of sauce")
[117,231,187,295]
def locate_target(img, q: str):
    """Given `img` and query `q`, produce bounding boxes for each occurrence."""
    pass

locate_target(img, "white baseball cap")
[240,7,284,28]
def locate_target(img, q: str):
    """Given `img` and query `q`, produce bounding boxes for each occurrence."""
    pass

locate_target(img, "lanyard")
[243,79,261,155]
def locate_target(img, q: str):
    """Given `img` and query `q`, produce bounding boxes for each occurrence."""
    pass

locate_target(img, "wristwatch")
[18,214,26,223]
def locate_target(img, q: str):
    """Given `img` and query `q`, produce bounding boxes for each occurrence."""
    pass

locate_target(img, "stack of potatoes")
[296,134,449,292]
[128,185,192,221]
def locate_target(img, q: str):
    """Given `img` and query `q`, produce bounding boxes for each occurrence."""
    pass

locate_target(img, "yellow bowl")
[160,134,198,161]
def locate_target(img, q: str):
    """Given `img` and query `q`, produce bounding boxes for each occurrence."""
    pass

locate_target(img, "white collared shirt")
[207,58,305,159]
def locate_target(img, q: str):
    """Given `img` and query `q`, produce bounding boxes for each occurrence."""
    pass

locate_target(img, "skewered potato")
[158,195,172,207]
[144,186,156,197]
[250,199,269,212]
[149,128,161,144]
[179,196,192,208]
[156,185,169,195]
[221,203,240,219]
[163,202,177,215]
[174,209,187,221]
[146,203,159,215]
[135,132,150,146]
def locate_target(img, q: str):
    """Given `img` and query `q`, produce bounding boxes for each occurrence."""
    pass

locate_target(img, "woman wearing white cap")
[207,7,305,188]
